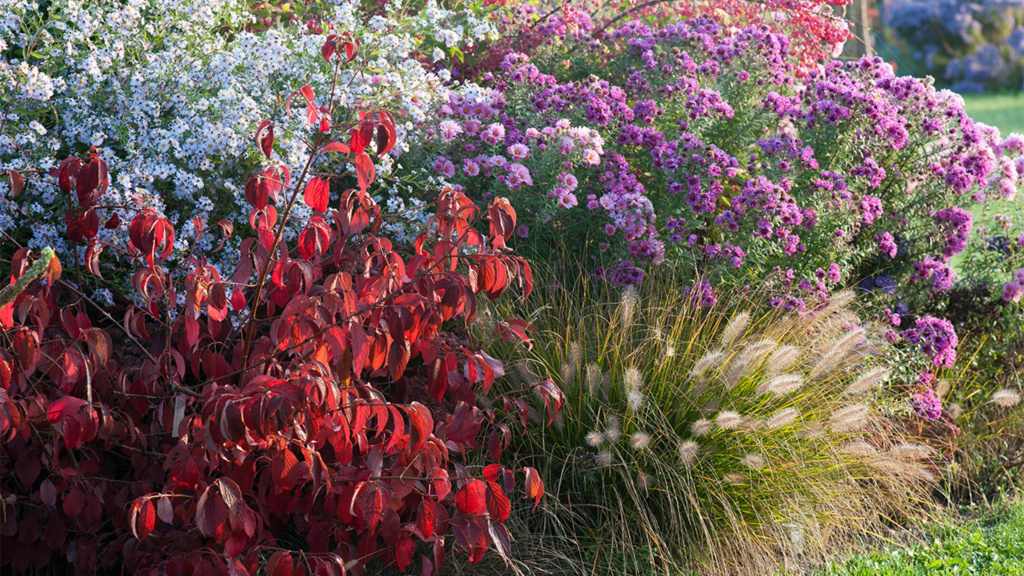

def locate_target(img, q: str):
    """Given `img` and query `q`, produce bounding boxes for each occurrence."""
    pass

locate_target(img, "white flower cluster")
[1,0,498,283]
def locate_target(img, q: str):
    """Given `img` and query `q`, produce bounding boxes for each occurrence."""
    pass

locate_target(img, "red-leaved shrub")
[0,36,556,576]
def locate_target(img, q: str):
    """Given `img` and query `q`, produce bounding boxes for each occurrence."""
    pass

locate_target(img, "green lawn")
[956,92,1022,242]
[819,501,1024,575]
[960,93,1024,137]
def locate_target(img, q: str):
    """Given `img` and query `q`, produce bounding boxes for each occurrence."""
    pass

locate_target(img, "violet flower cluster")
[400,16,1024,395]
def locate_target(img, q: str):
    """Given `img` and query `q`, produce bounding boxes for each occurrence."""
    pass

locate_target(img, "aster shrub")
[403,17,1024,406]
[0,0,497,283]
[0,29,555,575]
[482,270,933,575]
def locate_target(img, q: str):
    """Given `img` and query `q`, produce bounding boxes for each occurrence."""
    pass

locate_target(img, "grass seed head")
[846,367,888,396]
[716,411,743,430]
[678,440,700,467]
[691,418,714,436]
[720,312,751,348]
[990,388,1022,407]
[765,408,800,429]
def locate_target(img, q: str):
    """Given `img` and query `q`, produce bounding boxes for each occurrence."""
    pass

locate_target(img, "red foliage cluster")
[0,37,559,576]
[460,0,852,77]
[671,0,853,68]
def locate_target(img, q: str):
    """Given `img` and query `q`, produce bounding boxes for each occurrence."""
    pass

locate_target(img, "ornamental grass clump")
[485,270,934,575]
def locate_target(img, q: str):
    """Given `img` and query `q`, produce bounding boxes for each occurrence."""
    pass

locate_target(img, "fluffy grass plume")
[484,270,933,576]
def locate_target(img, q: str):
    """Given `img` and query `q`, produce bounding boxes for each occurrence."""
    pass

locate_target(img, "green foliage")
[821,501,1024,575]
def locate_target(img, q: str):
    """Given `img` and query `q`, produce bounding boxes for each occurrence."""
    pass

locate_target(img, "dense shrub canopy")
[1,1,1023,575]
[1,15,548,575]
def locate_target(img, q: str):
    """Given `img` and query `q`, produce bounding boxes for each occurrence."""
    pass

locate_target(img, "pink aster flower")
[507,143,530,161]
[482,123,505,145]
[558,172,579,190]
[439,119,463,142]
[440,160,456,179]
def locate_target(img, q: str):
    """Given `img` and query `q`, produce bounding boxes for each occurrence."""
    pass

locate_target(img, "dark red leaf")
[257,121,274,159]
[8,170,24,198]
[39,478,57,508]
[417,498,436,539]
[455,479,487,516]
[395,533,414,571]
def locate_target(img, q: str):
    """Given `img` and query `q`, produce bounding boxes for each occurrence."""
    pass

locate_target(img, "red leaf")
[486,482,511,521]
[8,170,24,198]
[47,396,87,424]
[349,127,369,155]
[376,111,397,155]
[523,467,544,510]
[321,37,335,62]
[407,402,434,454]
[57,156,82,193]
[483,465,504,485]
[322,142,350,155]
[85,240,104,278]
[156,496,174,524]
[271,449,301,491]
[303,176,330,212]
[417,498,436,539]
[488,197,517,250]
[298,216,331,260]
[358,483,386,534]
[534,378,565,425]
[495,319,533,350]
[231,288,246,311]
[487,519,513,564]
[300,85,315,103]
[429,467,450,501]
[455,479,487,516]
[350,323,368,375]
[65,207,99,243]
[75,152,108,207]
[267,551,294,576]
[62,486,85,516]
[129,209,175,267]
[196,484,228,539]
[353,153,375,194]
[395,533,414,571]
[39,478,57,507]
[343,35,360,60]
[257,121,274,159]
[134,499,156,539]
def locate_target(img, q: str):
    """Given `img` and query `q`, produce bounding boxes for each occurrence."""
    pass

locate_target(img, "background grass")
[819,500,1024,575]
[960,93,1024,137]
